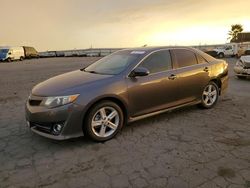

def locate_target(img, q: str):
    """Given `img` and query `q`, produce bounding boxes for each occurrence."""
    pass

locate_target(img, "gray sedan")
[26,47,228,141]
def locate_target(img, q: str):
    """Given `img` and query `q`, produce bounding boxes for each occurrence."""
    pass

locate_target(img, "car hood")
[240,55,250,68]
[240,56,250,63]
[32,70,113,96]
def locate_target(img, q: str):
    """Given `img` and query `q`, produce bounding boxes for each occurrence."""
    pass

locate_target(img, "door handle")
[168,74,177,80]
[203,67,209,72]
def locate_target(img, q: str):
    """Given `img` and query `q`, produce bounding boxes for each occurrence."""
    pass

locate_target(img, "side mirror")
[8,52,11,55]
[129,67,150,77]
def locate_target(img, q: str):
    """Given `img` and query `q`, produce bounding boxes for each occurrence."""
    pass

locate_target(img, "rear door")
[171,49,211,104]
[127,50,179,117]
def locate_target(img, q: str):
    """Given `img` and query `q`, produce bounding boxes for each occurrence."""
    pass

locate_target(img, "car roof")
[122,46,195,53]
[119,46,216,62]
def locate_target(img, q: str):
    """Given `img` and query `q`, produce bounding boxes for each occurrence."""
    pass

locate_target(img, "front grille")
[29,99,42,106]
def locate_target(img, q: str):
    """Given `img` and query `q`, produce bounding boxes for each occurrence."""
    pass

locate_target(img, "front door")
[126,50,179,117]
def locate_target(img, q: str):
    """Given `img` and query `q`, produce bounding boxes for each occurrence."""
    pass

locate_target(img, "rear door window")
[139,50,172,74]
[173,49,198,68]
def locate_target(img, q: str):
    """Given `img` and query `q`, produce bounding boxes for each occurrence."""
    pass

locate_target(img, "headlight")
[43,94,79,108]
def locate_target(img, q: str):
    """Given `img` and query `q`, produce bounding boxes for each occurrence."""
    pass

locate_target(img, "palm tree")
[228,24,243,42]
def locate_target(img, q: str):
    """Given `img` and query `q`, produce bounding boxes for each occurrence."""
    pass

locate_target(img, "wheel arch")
[82,95,129,127]
[218,52,224,58]
[210,78,222,95]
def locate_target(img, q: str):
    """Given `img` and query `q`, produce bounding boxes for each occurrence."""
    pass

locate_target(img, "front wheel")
[218,53,224,58]
[20,56,24,61]
[200,82,219,109]
[84,101,124,142]
[7,58,12,62]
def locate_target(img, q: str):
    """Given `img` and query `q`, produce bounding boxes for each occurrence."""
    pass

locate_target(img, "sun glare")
[139,25,229,47]
[136,18,250,47]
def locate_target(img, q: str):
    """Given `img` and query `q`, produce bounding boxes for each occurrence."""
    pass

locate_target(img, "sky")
[0,0,249,51]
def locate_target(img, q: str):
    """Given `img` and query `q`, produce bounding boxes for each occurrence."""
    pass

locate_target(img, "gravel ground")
[0,57,249,188]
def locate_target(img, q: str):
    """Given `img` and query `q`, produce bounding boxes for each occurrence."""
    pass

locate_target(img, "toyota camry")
[26,47,228,141]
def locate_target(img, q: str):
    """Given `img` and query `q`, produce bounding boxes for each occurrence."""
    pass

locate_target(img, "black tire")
[7,58,12,63]
[199,82,219,109]
[83,101,124,142]
[218,53,224,58]
[237,75,246,80]
[20,56,24,61]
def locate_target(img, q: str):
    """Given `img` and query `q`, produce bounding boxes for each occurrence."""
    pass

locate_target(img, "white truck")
[213,42,250,58]
[0,46,25,62]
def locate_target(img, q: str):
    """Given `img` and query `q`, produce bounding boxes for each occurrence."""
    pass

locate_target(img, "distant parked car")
[244,49,250,55]
[234,56,250,79]
[55,51,65,57]
[213,43,250,58]
[39,51,56,58]
[87,52,100,57]
[26,47,228,141]
[23,46,39,59]
[0,46,25,62]
[205,50,218,58]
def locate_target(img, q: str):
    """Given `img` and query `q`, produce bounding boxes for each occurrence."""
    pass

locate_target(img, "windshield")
[0,49,9,54]
[84,50,145,75]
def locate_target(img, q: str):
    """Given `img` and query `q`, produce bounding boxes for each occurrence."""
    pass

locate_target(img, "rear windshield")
[84,50,145,75]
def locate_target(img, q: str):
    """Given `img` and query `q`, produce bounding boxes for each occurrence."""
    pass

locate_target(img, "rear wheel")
[200,82,219,109]
[84,101,124,142]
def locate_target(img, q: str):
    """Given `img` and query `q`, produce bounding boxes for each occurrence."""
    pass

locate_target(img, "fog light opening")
[52,124,63,134]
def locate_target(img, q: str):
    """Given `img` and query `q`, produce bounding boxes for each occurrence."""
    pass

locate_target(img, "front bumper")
[234,66,250,76]
[25,99,85,140]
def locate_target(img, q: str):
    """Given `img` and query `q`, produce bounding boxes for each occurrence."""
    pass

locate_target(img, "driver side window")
[139,50,172,74]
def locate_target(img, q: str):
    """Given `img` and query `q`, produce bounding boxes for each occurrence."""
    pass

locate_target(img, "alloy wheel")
[91,106,120,138]
[202,84,218,106]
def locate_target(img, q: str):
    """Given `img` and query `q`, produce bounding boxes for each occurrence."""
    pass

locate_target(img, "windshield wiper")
[81,68,114,75]
[82,69,99,74]
[88,70,99,74]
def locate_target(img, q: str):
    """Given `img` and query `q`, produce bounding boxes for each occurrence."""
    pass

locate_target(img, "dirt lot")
[0,57,249,188]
